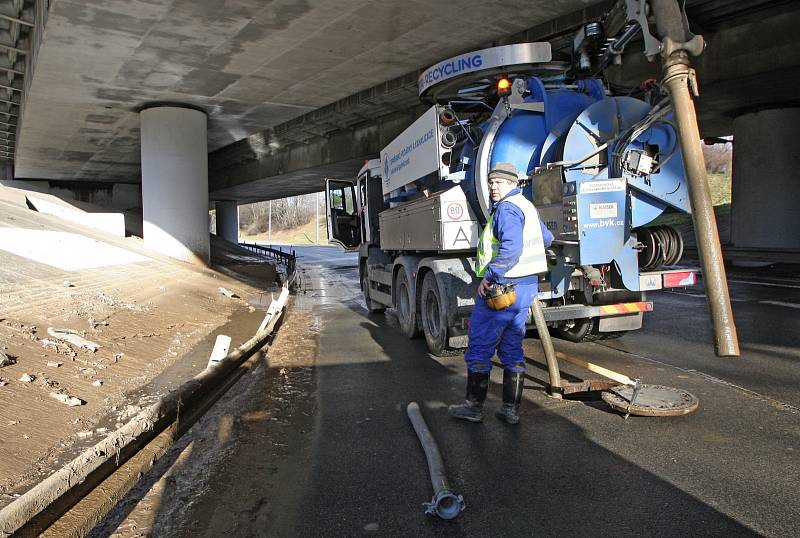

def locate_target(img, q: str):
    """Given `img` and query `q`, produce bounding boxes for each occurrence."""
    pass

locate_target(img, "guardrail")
[239,242,298,288]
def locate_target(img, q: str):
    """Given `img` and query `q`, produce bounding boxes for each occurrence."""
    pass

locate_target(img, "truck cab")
[325,160,384,251]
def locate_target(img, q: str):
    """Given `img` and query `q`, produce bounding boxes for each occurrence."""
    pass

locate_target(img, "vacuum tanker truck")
[326,42,698,357]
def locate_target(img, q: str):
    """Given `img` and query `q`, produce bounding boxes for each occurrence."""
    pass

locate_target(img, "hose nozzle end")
[424,489,465,520]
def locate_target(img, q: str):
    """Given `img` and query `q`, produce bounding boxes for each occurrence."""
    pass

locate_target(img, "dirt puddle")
[88,283,321,537]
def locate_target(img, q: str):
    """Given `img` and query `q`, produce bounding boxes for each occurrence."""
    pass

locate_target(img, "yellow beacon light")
[497,77,511,97]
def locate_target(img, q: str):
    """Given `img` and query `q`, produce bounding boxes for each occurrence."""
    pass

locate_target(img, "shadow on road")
[276,281,758,536]
[92,249,768,537]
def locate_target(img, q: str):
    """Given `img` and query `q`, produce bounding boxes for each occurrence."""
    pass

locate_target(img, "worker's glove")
[485,283,517,310]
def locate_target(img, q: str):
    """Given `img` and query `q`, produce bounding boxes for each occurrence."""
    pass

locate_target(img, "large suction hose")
[530,298,563,398]
[406,402,465,520]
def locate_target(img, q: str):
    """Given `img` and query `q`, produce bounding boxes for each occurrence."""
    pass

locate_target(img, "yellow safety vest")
[475,193,548,278]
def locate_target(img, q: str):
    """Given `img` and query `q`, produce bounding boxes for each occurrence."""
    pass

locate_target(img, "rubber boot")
[495,370,524,425]
[448,371,489,423]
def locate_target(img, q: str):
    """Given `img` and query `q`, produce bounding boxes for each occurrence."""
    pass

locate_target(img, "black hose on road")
[406,402,465,520]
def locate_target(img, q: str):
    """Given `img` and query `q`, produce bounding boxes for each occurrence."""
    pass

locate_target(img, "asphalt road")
[100,246,800,537]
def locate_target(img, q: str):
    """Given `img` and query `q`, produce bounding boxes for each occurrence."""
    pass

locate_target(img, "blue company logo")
[383,157,389,180]
[419,53,484,92]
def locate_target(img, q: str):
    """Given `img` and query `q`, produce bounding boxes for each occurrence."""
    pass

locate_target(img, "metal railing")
[238,242,298,288]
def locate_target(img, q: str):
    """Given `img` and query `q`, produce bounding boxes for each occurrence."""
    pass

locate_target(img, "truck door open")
[325,178,360,250]
[357,174,368,244]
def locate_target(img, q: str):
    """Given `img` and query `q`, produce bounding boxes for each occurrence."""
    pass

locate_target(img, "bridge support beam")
[215,201,239,243]
[731,108,800,251]
[140,106,209,265]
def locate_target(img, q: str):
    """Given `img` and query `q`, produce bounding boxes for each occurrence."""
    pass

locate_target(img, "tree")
[702,140,732,175]
[239,192,323,235]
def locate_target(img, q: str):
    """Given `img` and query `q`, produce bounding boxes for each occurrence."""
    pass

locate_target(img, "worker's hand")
[478,278,491,298]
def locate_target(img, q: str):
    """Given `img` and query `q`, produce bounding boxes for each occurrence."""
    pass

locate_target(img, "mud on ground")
[88,301,319,537]
[0,266,282,507]
[0,187,282,508]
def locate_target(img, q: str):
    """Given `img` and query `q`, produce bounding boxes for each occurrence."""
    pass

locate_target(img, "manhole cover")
[602,384,699,417]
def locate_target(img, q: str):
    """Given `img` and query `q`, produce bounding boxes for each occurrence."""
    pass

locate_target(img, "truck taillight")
[663,271,696,288]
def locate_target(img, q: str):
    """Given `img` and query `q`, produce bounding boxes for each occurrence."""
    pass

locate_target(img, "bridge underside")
[7,0,800,262]
[13,0,600,184]
[205,0,800,262]
[208,0,800,203]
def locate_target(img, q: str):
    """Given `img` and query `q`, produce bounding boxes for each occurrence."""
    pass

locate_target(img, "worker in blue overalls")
[449,162,553,425]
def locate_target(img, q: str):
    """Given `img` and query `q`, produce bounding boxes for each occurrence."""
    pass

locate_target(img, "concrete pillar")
[731,108,800,250]
[0,160,12,181]
[112,184,141,211]
[216,201,239,243]
[140,106,209,264]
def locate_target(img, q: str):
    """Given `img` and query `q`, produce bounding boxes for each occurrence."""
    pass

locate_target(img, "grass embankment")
[240,215,329,245]
[651,173,731,227]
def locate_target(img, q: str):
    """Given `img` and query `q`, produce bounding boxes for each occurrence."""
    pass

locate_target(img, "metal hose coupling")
[424,488,465,520]
[406,402,465,520]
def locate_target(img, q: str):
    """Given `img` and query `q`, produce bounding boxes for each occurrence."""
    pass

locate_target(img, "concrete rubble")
[219,287,240,299]
[50,393,84,407]
[46,328,99,352]
[0,352,15,368]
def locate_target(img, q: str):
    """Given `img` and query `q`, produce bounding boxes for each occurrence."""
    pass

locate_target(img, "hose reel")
[637,225,684,271]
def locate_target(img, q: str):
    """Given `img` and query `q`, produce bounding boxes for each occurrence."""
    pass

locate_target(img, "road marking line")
[663,291,706,298]
[662,291,746,302]
[684,370,800,415]
[759,300,800,310]
[729,279,800,290]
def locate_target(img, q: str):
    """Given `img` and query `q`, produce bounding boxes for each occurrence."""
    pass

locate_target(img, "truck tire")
[395,267,420,339]
[553,318,601,343]
[420,272,457,357]
[362,271,385,314]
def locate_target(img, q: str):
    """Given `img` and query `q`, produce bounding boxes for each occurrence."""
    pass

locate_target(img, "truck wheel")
[362,271,385,314]
[553,318,601,343]
[395,267,420,339]
[420,272,457,357]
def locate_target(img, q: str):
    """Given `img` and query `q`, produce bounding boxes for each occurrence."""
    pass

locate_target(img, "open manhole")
[602,384,699,417]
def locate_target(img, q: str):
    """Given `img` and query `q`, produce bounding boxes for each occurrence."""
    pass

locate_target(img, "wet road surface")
[97,246,800,537]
